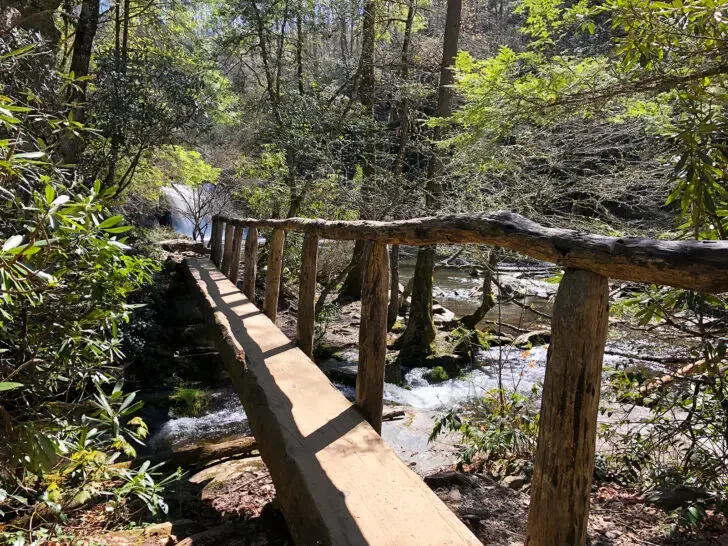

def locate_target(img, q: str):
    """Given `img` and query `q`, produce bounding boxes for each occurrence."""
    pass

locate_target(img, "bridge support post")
[264,229,285,321]
[356,241,389,434]
[228,225,244,284]
[243,226,258,301]
[220,222,235,274]
[297,232,319,358]
[210,218,223,267]
[526,268,609,546]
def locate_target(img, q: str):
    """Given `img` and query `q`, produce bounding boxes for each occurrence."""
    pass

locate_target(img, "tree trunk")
[59,0,100,163]
[396,0,460,358]
[68,0,99,104]
[459,248,498,330]
[387,244,400,330]
[395,0,415,172]
[526,268,609,546]
[338,0,376,300]
[394,245,436,364]
[296,6,304,95]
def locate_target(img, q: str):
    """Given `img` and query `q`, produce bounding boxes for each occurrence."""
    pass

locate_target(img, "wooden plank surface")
[212,212,728,292]
[184,257,481,546]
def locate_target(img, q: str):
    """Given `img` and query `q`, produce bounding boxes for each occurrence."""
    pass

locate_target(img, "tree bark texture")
[263,229,285,321]
[395,245,436,363]
[228,225,244,285]
[356,242,389,434]
[297,233,318,358]
[212,212,728,292]
[526,268,609,546]
[211,218,224,267]
[459,249,498,330]
[243,226,258,301]
[387,244,400,331]
[220,222,235,276]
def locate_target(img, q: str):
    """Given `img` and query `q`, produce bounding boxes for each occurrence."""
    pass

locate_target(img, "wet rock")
[96,520,201,545]
[641,486,711,511]
[320,361,358,386]
[424,354,462,377]
[513,330,551,348]
[502,475,528,490]
[432,304,456,324]
[486,334,515,347]
[146,436,258,468]
[158,239,210,255]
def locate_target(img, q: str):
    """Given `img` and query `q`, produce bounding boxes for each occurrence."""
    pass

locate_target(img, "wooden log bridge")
[187,213,728,546]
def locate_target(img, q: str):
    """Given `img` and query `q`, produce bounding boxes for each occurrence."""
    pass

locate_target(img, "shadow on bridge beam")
[184,257,481,545]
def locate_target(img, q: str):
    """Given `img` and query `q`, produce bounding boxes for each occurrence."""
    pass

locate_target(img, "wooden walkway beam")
[214,212,728,292]
[183,257,480,546]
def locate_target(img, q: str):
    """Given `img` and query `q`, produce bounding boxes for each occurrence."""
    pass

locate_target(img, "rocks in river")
[158,238,210,255]
[513,329,551,349]
[432,304,456,324]
[424,354,463,378]
[502,475,528,491]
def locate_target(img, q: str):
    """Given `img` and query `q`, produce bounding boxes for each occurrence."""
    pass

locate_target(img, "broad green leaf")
[98,215,124,229]
[0,382,24,392]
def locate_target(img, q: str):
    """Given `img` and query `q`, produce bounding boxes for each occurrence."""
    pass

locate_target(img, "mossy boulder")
[424,366,449,383]
[423,354,462,378]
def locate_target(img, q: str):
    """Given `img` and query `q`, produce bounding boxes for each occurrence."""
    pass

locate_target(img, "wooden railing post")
[220,222,235,274]
[297,232,319,358]
[243,226,258,301]
[526,268,609,546]
[263,229,285,321]
[356,242,389,434]
[228,225,244,284]
[210,218,223,267]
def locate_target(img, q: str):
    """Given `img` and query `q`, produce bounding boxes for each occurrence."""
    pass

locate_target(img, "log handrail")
[213,211,728,292]
[206,212,727,546]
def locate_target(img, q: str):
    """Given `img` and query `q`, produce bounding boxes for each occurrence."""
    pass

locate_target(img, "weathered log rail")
[206,211,728,546]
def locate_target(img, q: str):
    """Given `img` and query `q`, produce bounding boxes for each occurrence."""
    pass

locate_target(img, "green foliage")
[599,339,728,511]
[169,385,211,417]
[431,385,541,464]
[451,0,728,239]
[0,33,177,540]
[426,366,449,382]
[315,302,341,349]
[451,327,491,363]
[129,146,221,202]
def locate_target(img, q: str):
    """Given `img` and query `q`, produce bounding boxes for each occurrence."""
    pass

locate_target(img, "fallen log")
[638,358,727,396]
